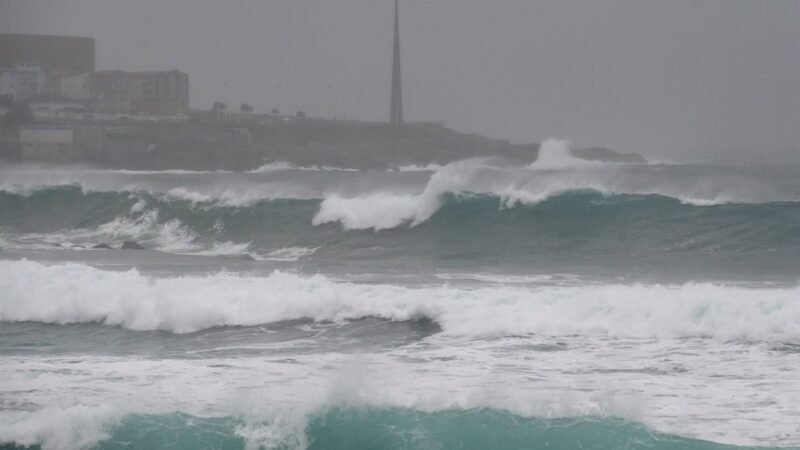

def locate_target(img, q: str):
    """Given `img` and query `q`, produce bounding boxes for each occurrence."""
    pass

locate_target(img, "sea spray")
[313,158,495,230]
[529,138,600,170]
[2,409,771,450]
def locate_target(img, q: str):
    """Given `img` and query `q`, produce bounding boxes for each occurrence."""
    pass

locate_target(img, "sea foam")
[2,260,799,340]
[529,138,600,170]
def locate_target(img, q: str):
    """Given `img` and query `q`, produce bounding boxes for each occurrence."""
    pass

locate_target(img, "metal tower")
[390,0,404,125]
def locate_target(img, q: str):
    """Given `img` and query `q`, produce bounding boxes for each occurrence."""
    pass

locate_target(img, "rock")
[92,243,113,250]
[120,240,146,250]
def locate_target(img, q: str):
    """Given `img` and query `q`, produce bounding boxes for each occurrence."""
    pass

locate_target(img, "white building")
[29,98,90,121]
[60,72,92,101]
[0,70,15,101]
[0,63,45,101]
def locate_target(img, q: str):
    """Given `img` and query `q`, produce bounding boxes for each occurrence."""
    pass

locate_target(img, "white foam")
[0,360,646,450]
[0,405,122,450]
[86,210,199,253]
[394,163,445,172]
[2,260,799,341]
[249,161,359,173]
[530,139,601,170]
[164,187,216,205]
[0,167,324,205]
[190,241,254,257]
[109,169,233,175]
[163,184,322,207]
[435,273,567,285]
[260,247,318,262]
[1,330,798,449]
[129,198,148,214]
[1,153,796,214]
[248,161,297,172]
[6,208,203,254]
[1,258,799,449]
[313,192,433,230]
[313,158,491,230]
[188,244,317,261]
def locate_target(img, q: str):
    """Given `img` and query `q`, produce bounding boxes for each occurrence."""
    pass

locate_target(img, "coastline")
[0,119,646,171]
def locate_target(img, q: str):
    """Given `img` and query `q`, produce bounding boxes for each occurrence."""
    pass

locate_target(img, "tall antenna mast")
[390,0,404,125]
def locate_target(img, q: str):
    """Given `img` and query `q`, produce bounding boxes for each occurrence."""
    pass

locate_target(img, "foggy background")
[1,0,797,162]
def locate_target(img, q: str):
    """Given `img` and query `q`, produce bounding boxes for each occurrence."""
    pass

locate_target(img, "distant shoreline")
[1,119,646,171]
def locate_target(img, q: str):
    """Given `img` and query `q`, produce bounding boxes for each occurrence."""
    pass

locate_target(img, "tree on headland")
[240,103,254,113]
[271,108,280,116]
[296,110,306,119]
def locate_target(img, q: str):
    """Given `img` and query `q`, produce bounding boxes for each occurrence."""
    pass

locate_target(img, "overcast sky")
[1,0,798,161]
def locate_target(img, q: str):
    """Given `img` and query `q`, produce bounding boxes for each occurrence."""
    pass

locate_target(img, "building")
[91,70,189,116]
[29,96,91,121]
[0,63,45,101]
[0,34,95,102]
[60,72,92,101]
[90,70,133,114]
[132,70,189,115]
[0,34,189,116]
[0,34,95,76]
[0,68,15,101]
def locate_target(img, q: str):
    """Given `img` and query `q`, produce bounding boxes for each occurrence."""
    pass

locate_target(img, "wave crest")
[2,260,799,340]
[0,408,751,450]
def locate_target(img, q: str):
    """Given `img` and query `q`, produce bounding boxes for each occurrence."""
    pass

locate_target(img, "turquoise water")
[1,161,799,449]
[1,186,798,279]
[0,409,779,450]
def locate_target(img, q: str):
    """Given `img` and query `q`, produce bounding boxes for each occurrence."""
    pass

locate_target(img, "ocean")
[1,143,799,449]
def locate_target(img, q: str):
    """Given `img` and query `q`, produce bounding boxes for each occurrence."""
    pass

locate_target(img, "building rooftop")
[0,33,95,74]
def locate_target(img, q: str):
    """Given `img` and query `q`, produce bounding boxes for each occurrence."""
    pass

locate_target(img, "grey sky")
[1,0,798,161]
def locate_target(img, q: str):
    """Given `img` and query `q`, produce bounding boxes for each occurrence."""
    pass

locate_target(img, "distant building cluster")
[0,33,189,117]
[90,70,189,116]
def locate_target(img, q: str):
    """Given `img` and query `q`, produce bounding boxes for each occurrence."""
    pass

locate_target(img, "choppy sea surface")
[1,143,799,449]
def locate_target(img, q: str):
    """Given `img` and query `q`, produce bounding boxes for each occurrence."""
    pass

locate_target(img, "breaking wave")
[313,156,799,231]
[1,185,799,277]
[1,156,797,210]
[529,138,601,170]
[0,407,760,450]
[1,260,799,339]
[1,160,798,277]
[249,161,360,173]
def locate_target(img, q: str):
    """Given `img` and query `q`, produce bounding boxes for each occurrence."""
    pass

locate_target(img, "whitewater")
[1,142,799,450]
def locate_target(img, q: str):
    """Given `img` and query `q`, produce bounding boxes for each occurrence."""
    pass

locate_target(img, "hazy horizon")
[1,0,797,162]
[3,3,800,449]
